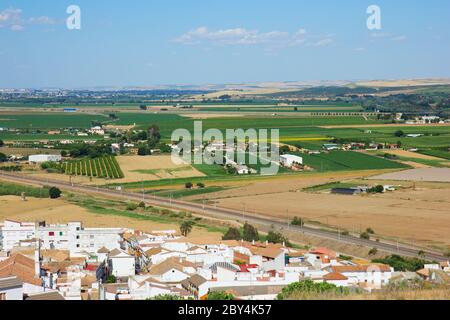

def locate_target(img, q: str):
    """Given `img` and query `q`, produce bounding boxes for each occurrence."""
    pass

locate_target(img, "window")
[0,293,6,301]
[59,232,63,236]
[49,232,55,236]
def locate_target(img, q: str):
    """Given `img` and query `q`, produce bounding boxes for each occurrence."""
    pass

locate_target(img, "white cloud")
[173,27,332,49]
[174,27,291,46]
[354,47,367,52]
[0,7,57,31]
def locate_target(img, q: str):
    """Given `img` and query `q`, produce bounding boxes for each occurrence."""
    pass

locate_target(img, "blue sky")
[1,0,450,88]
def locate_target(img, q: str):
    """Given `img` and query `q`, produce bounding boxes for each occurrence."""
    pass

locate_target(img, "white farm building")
[280,154,303,167]
[28,154,62,163]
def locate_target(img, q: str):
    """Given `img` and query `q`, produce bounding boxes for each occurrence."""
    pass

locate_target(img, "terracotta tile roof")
[331,264,392,273]
[0,254,42,286]
[323,272,348,281]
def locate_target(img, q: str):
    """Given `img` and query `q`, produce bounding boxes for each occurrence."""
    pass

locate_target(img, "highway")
[0,171,447,262]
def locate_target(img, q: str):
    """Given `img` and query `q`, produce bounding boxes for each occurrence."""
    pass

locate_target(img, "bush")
[277,280,349,300]
[368,185,384,194]
[372,255,429,272]
[368,248,378,256]
[105,275,116,284]
[206,291,235,300]
[222,227,242,240]
[366,228,375,234]
[291,216,304,226]
[126,202,138,211]
[360,232,370,240]
[197,182,205,188]
[49,187,62,199]
[0,152,7,162]
[185,182,193,189]
[138,201,146,208]
[266,231,290,246]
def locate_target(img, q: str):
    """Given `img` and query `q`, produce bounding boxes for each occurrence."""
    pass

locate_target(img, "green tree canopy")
[242,223,259,242]
[222,227,242,241]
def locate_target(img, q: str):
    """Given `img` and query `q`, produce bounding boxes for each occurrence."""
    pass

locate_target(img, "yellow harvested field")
[115,155,205,183]
[186,172,450,248]
[0,196,222,243]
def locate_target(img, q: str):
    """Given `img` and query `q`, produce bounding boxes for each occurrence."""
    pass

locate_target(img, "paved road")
[0,172,447,262]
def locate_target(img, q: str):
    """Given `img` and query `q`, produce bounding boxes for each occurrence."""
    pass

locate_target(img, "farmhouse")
[280,154,303,167]
[28,154,62,163]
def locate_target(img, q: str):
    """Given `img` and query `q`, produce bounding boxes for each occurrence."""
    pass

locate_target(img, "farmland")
[61,156,124,179]
[299,151,409,172]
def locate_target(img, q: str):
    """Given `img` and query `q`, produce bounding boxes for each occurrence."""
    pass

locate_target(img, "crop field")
[299,151,409,172]
[0,113,110,129]
[61,156,124,179]
[418,149,450,160]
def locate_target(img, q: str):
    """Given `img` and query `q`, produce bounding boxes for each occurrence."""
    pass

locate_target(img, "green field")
[418,149,450,160]
[61,156,124,179]
[0,181,50,198]
[298,151,409,172]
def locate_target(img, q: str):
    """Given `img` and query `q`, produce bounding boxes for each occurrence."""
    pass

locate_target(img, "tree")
[360,232,370,240]
[222,227,242,241]
[180,221,195,237]
[368,185,384,194]
[185,182,193,189]
[266,231,290,246]
[137,146,150,156]
[0,139,4,147]
[366,228,375,235]
[0,152,7,162]
[368,248,378,256]
[291,216,304,227]
[49,187,62,199]
[242,223,259,242]
[197,182,205,188]
[139,104,147,111]
[206,291,235,300]
[394,130,405,137]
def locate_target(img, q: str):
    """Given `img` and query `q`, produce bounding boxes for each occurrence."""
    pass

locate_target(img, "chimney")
[252,240,255,245]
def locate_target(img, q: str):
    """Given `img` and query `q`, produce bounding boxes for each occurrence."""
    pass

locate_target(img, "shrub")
[126,202,138,211]
[197,182,205,188]
[368,248,378,256]
[138,201,146,208]
[277,280,349,300]
[291,216,304,227]
[366,228,375,234]
[266,231,290,246]
[185,182,193,189]
[372,255,429,272]
[49,187,62,199]
[206,291,235,300]
[360,232,370,240]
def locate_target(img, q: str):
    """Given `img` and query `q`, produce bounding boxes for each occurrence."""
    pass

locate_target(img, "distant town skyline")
[1,0,450,88]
